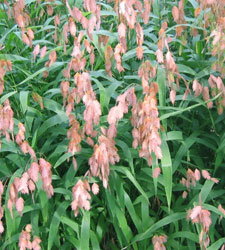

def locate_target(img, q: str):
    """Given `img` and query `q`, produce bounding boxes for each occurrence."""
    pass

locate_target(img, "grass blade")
[132,212,186,243]
[81,211,90,250]
[161,139,172,212]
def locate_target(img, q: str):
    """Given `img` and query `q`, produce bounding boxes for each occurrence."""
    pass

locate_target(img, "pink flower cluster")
[111,0,151,73]
[8,159,54,218]
[0,59,12,95]
[63,72,101,139]
[136,23,144,59]
[67,114,81,156]
[16,123,36,161]
[105,46,114,77]
[8,174,27,218]
[71,180,91,217]
[82,89,101,137]
[191,74,225,114]
[71,180,99,217]
[0,181,4,235]
[218,204,225,222]
[108,88,137,139]
[65,0,100,47]
[187,205,211,248]
[19,224,41,250]
[0,99,14,148]
[152,234,167,250]
[208,74,225,114]
[155,22,188,105]
[172,0,186,36]
[181,168,218,198]
[132,78,162,166]
[12,0,37,49]
[181,169,201,191]
[61,72,102,167]
[39,158,54,198]
[89,134,120,188]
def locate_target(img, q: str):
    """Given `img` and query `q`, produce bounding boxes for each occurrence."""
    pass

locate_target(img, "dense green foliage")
[0,0,225,249]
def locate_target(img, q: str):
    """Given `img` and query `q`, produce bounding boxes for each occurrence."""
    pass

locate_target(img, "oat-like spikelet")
[71,180,91,217]
[89,135,120,188]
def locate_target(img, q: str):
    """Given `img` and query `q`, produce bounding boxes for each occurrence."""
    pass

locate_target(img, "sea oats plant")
[0,0,225,249]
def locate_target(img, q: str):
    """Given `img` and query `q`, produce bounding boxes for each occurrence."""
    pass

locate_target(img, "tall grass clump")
[0,0,225,249]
